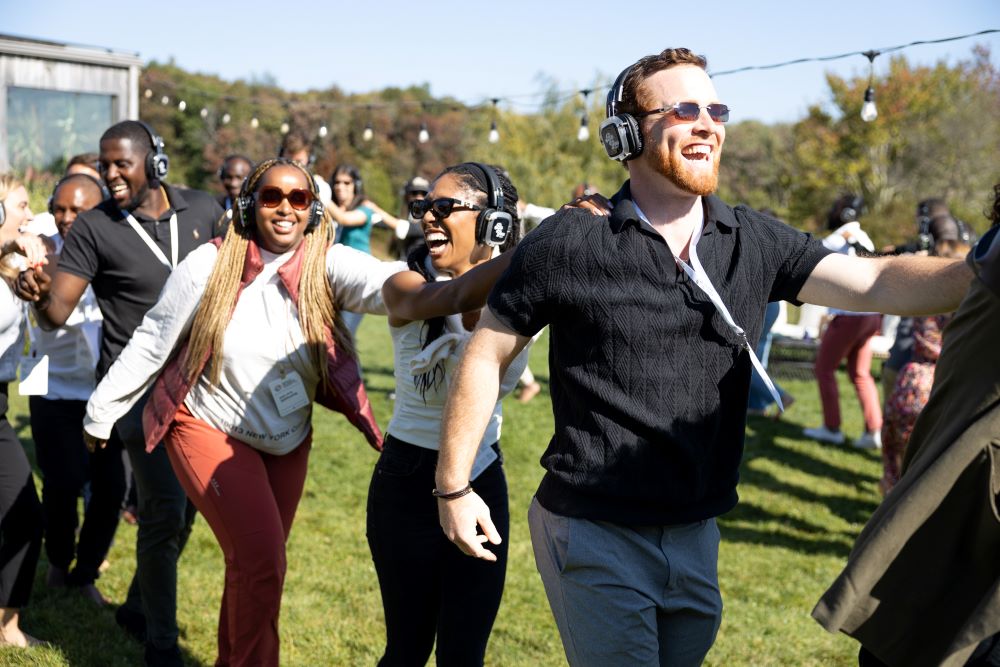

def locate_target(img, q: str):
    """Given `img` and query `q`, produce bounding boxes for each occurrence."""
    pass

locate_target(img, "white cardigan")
[84,242,404,454]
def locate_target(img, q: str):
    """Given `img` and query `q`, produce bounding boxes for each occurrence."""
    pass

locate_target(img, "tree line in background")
[28,45,1000,248]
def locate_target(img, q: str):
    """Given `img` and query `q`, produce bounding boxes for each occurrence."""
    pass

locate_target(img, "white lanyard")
[637,205,785,412]
[123,211,178,270]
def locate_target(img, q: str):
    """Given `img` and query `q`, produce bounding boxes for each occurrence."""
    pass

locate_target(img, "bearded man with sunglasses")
[435,48,973,667]
[17,120,221,667]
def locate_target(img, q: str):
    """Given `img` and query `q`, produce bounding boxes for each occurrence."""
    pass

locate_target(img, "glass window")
[6,86,114,171]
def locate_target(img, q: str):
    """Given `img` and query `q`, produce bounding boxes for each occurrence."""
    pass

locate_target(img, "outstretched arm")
[436,309,529,561]
[797,252,973,316]
[381,251,513,325]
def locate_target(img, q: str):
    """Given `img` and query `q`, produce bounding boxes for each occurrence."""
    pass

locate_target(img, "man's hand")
[83,432,107,453]
[438,490,502,562]
[15,266,51,303]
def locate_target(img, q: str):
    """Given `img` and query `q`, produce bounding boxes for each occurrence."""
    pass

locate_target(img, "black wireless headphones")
[235,158,325,232]
[136,120,170,182]
[47,174,111,215]
[916,200,934,251]
[599,64,644,162]
[465,162,513,247]
[839,195,864,224]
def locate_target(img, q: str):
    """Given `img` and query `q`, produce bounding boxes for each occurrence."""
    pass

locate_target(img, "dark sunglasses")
[634,102,730,123]
[256,186,315,210]
[409,197,483,220]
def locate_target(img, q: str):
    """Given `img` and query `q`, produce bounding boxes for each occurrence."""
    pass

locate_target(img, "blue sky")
[6,0,998,124]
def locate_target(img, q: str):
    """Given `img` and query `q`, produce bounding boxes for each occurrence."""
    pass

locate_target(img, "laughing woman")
[83,158,403,666]
[367,162,527,666]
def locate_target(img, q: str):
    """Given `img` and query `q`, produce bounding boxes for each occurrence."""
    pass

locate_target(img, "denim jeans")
[366,435,509,666]
[116,394,197,650]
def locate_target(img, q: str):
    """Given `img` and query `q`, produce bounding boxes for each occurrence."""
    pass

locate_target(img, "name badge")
[19,353,49,396]
[269,370,310,417]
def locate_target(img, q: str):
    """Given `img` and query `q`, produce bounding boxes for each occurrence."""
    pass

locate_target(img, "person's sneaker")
[853,431,882,450]
[115,605,147,643]
[803,425,845,445]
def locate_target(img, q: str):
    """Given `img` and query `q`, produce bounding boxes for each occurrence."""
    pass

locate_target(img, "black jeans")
[0,388,43,608]
[29,396,125,584]
[366,435,509,667]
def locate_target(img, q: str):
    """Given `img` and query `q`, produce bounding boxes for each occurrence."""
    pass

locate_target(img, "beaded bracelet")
[431,484,473,500]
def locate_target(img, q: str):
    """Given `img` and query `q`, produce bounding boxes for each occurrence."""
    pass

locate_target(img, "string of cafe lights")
[142,28,997,145]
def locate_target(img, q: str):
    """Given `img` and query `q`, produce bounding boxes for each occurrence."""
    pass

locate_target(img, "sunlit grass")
[1,319,881,666]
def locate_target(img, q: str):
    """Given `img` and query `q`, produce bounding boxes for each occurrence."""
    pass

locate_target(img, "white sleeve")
[326,244,406,315]
[83,243,217,440]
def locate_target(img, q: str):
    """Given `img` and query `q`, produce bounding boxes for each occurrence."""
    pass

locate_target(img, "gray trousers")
[529,498,723,667]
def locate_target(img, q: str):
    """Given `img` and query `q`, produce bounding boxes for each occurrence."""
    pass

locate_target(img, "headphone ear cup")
[476,209,512,247]
[236,195,253,229]
[48,196,55,216]
[308,199,324,231]
[599,114,643,161]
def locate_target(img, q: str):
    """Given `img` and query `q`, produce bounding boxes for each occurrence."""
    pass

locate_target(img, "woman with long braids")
[366,162,527,666]
[0,174,48,648]
[82,158,403,665]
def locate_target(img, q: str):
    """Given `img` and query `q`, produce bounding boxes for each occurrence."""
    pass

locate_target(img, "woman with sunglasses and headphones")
[0,174,49,648]
[366,162,527,666]
[82,158,403,666]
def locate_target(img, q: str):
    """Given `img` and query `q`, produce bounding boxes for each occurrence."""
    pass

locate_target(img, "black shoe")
[115,604,147,643]
[144,642,182,667]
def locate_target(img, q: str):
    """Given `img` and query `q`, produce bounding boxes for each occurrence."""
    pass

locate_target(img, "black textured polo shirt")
[488,181,831,525]
[59,183,222,379]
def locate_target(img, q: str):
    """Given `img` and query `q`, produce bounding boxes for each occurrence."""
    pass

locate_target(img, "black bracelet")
[432,484,473,500]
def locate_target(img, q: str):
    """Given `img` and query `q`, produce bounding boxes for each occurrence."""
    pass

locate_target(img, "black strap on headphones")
[235,158,325,232]
[599,64,644,162]
[136,120,170,182]
[466,162,513,247]
[48,173,111,215]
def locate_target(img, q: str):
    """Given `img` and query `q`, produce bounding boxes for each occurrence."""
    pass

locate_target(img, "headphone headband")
[606,65,632,118]
[467,162,504,215]
[48,173,111,215]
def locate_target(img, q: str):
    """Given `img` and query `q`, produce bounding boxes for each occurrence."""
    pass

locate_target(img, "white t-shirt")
[0,282,25,384]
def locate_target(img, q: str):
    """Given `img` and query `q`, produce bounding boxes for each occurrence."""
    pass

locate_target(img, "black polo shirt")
[59,183,222,379]
[488,181,831,525]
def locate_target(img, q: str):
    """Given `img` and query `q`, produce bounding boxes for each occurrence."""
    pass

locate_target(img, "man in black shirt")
[435,48,973,666]
[18,120,221,667]
[216,154,252,212]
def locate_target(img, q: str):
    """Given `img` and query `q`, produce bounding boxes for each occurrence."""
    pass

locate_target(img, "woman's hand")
[83,432,108,453]
[3,233,48,268]
[561,193,613,216]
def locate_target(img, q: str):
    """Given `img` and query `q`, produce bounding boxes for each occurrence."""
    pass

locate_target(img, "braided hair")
[408,163,521,402]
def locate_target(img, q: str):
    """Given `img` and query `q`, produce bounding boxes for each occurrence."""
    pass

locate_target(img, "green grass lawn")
[0,318,881,666]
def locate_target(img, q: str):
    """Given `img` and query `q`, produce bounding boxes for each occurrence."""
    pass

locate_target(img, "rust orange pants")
[165,405,311,667]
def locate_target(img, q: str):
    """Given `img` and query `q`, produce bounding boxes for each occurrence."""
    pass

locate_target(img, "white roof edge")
[0,34,143,69]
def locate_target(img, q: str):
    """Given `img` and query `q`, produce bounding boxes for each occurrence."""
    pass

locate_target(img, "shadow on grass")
[717,414,881,557]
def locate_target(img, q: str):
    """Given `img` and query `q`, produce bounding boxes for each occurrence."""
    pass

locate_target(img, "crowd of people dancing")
[0,45,997,667]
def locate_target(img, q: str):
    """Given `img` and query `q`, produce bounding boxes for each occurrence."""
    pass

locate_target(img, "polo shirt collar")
[119,182,189,222]
[609,180,740,234]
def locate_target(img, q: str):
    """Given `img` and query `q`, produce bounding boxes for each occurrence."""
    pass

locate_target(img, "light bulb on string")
[318,125,328,138]
[144,89,153,99]
[577,114,590,142]
[363,121,374,142]
[160,95,170,105]
[177,100,186,112]
[250,117,259,129]
[280,122,290,134]
[200,107,209,119]
[221,113,231,125]
[487,98,500,144]
[860,50,879,123]
[418,122,430,144]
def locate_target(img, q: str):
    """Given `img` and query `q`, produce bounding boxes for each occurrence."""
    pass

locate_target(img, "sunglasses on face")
[256,186,315,210]
[409,197,483,220]
[635,102,730,123]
